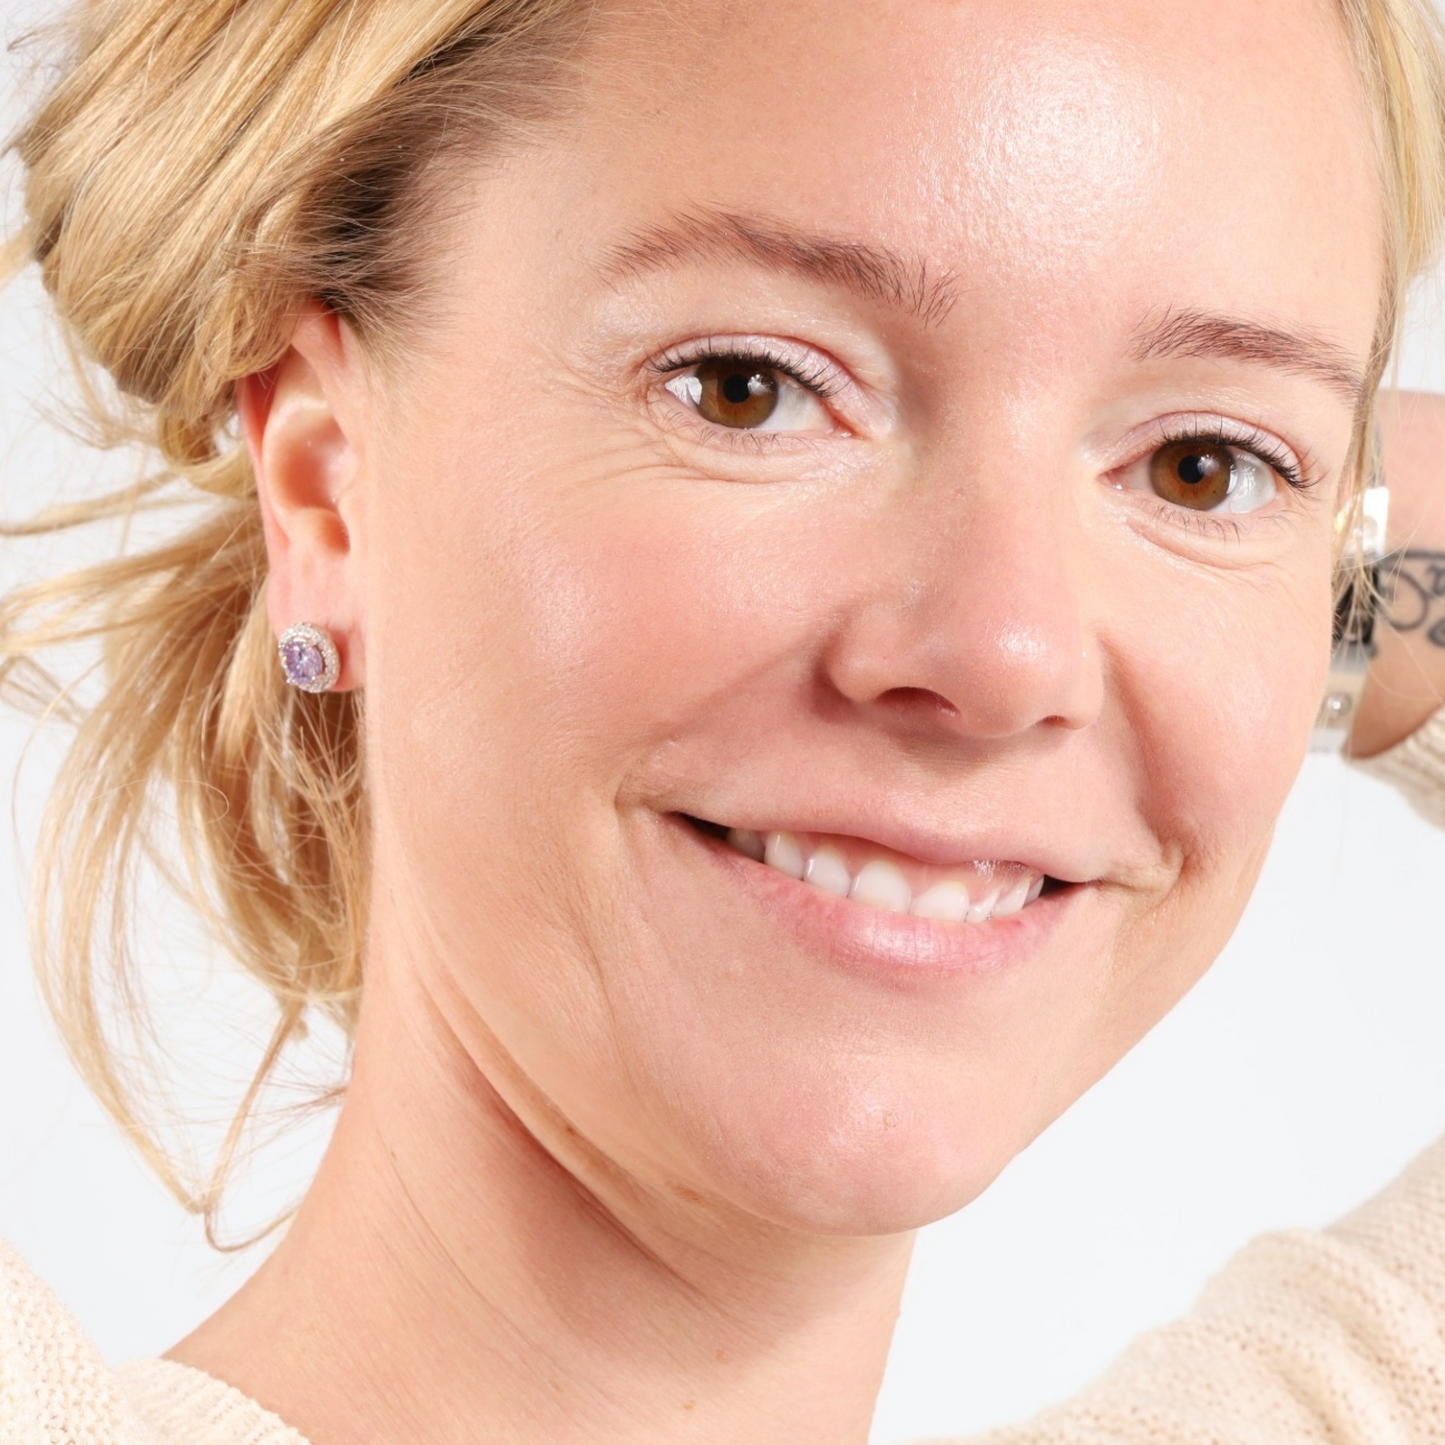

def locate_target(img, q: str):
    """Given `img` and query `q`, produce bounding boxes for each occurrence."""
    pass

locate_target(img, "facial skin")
[174,3,1385,1444]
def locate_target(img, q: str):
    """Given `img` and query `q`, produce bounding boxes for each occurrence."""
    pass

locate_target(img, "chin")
[677,1067,1050,1237]
[727,1135,1018,1238]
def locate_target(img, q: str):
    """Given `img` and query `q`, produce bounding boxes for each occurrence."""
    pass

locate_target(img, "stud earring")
[278,622,341,693]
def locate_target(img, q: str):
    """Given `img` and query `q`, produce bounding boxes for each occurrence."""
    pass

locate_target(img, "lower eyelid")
[652,398,832,455]
[1158,498,1245,535]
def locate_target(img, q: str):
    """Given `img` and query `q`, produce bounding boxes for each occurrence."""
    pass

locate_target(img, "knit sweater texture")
[5,714,1445,1445]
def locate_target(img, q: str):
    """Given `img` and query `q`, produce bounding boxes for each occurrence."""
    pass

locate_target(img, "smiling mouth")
[680,815,1066,924]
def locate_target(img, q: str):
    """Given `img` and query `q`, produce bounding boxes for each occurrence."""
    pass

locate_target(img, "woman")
[3,0,1445,1441]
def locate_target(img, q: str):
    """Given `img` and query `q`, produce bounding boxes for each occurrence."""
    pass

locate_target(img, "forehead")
[543,0,1382,371]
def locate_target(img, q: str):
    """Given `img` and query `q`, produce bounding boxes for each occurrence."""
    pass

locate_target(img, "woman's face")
[344,0,1382,1232]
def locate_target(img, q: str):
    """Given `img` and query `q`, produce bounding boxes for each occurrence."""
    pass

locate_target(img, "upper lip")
[683,809,1096,886]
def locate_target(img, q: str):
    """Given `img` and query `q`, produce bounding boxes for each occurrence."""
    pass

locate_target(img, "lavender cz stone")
[282,636,325,686]
[278,624,338,692]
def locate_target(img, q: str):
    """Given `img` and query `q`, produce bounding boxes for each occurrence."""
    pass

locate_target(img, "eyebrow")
[597,217,1369,408]
[1130,307,1368,412]
[596,207,961,328]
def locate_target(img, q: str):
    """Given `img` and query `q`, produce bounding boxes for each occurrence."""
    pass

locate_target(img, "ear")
[237,301,369,690]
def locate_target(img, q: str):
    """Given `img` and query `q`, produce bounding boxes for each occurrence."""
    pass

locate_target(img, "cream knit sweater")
[5,715,1445,1445]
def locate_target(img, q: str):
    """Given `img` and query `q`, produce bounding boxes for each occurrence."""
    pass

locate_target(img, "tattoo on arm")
[1382,550,1445,647]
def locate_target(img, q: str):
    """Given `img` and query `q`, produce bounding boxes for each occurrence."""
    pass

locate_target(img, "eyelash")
[1153,417,1315,493]
[647,338,847,401]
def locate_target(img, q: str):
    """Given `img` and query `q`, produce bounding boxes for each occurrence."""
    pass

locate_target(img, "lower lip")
[671,814,1077,985]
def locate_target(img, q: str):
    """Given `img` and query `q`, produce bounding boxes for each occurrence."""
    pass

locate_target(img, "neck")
[165,949,914,1445]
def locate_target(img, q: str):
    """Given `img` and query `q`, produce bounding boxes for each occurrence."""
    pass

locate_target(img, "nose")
[821,461,1105,745]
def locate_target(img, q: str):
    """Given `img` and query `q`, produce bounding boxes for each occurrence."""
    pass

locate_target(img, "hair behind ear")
[2,0,582,1249]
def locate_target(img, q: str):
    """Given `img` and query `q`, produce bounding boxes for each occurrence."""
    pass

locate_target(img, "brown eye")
[1149,439,1236,510]
[692,357,780,429]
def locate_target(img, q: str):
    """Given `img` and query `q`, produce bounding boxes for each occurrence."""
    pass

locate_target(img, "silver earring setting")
[278,622,341,693]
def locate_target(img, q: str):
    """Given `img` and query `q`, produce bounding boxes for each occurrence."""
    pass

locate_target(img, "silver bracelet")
[1310,480,1389,752]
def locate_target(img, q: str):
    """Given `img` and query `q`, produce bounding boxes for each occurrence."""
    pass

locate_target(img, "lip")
[670,812,1083,984]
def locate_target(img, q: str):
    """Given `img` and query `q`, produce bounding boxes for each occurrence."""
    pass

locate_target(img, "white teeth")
[725,827,1046,924]
[726,827,765,862]
[763,830,805,880]
[850,859,912,913]
[805,844,852,897]
[990,876,1033,920]
[966,888,1001,924]
[911,879,972,922]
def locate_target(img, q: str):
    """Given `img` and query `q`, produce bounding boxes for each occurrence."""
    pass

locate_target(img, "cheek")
[361,439,887,1212]
[390,463,822,802]
[1154,571,1326,842]
[1103,550,1332,1026]
[359,422,809,1022]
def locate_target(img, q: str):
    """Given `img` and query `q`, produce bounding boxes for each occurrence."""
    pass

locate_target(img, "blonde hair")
[3,0,1444,1248]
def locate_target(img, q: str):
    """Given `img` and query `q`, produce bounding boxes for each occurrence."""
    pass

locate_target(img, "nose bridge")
[825,432,1103,740]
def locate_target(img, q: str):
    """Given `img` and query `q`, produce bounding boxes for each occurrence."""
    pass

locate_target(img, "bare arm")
[1347,389,1445,759]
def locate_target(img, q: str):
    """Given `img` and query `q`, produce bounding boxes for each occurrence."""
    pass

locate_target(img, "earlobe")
[239,303,367,691]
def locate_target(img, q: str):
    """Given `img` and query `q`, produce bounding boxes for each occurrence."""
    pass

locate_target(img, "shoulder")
[951,1138,1445,1445]
[0,1234,163,1445]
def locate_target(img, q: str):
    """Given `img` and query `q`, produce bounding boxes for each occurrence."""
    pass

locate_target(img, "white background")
[2,3,1445,1441]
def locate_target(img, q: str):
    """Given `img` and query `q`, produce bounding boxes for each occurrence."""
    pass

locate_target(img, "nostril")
[878,686,959,718]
